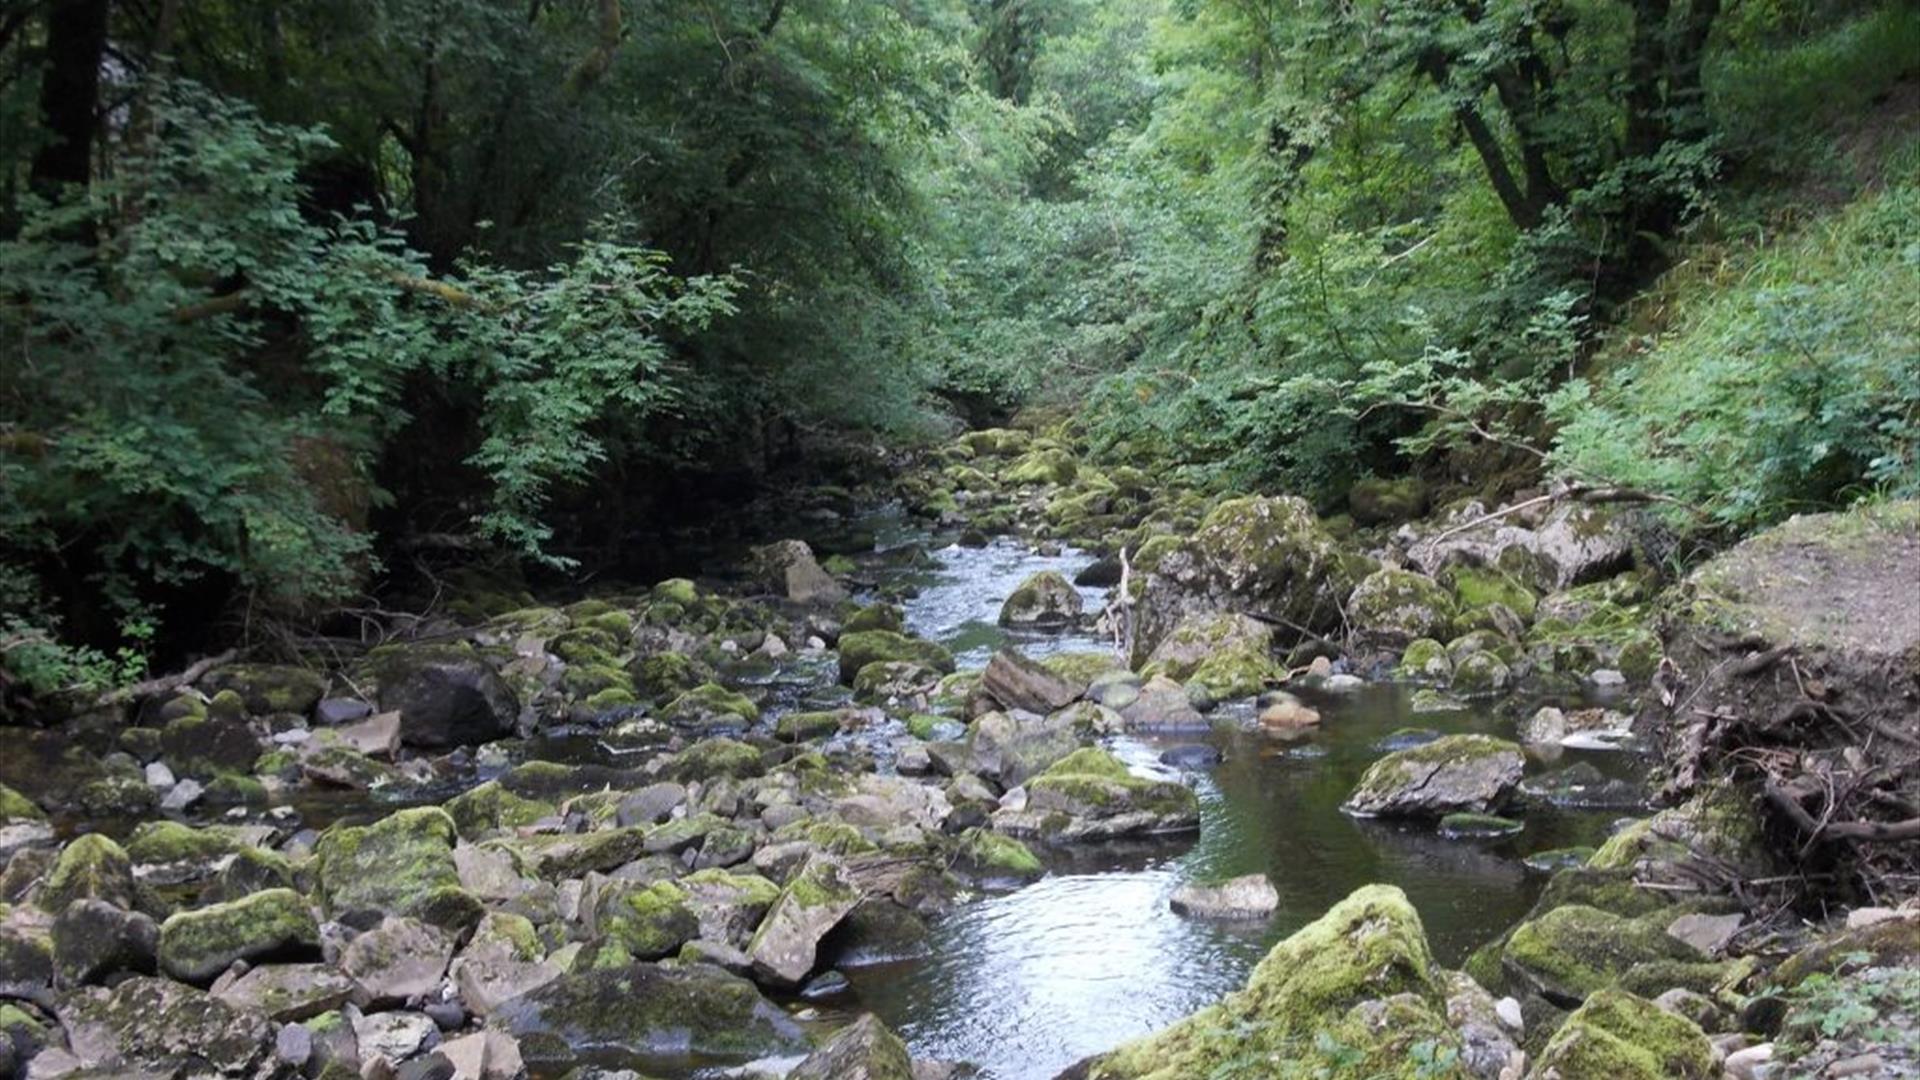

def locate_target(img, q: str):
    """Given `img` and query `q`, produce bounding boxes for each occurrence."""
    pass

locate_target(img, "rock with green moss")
[313,806,460,918]
[1501,904,1700,1006]
[1442,564,1539,623]
[1003,447,1078,485]
[1395,638,1453,681]
[594,879,700,960]
[212,962,356,1023]
[996,747,1199,842]
[493,962,808,1064]
[967,709,1081,787]
[953,827,1044,885]
[1347,476,1429,526]
[661,737,765,783]
[775,709,847,743]
[748,539,847,605]
[53,897,159,989]
[677,869,783,948]
[492,827,650,882]
[632,651,706,704]
[1344,735,1523,819]
[837,630,956,685]
[660,682,760,733]
[446,781,556,840]
[209,846,297,902]
[1142,613,1273,682]
[1348,569,1458,646]
[998,570,1084,628]
[367,643,519,748]
[1132,496,1355,666]
[1531,987,1715,1078]
[843,603,905,635]
[790,1013,914,1080]
[1080,884,1462,1079]
[1585,785,1771,883]
[747,853,862,987]
[158,712,260,778]
[198,663,327,716]
[58,975,271,1074]
[852,660,945,704]
[158,887,319,984]
[1448,651,1512,696]
[959,427,1032,457]
[39,833,136,913]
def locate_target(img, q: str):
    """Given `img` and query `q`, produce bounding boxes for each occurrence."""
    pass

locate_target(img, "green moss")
[1502,904,1695,1002]
[126,821,243,865]
[312,806,459,917]
[956,828,1043,878]
[252,748,299,777]
[1043,747,1133,780]
[1186,647,1284,700]
[40,833,134,912]
[445,780,556,839]
[1003,447,1078,485]
[662,682,761,725]
[204,772,267,804]
[652,578,700,607]
[200,663,326,715]
[837,630,955,684]
[1349,568,1458,642]
[1041,651,1126,686]
[1089,885,1457,1079]
[0,783,44,822]
[601,880,698,959]
[634,651,704,701]
[844,603,905,635]
[1444,565,1539,620]
[1395,638,1453,681]
[663,737,765,782]
[205,689,246,722]
[1532,989,1715,1079]
[776,710,842,742]
[158,887,318,984]
[584,686,639,711]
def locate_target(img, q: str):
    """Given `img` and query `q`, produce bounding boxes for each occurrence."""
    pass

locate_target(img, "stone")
[659,683,762,732]
[981,649,1082,714]
[967,709,1080,787]
[837,630,955,685]
[368,643,519,748]
[1349,476,1428,526]
[492,963,808,1062]
[52,899,157,988]
[1080,885,1461,1077]
[789,1013,914,1080]
[1258,695,1321,730]
[1117,675,1207,732]
[341,917,454,1005]
[1666,912,1744,957]
[995,747,1199,842]
[0,924,54,1003]
[38,833,135,913]
[58,976,271,1075]
[614,782,687,827]
[951,828,1043,885]
[213,962,355,1022]
[1501,904,1701,1006]
[998,570,1084,627]
[1169,874,1279,920]
[438,1030,525,1080]
[1531,988,1716,1079]
[316,697,374,725]
[157,887,320,984]
[1519,706,1635,751]
[1723,1043,1772,1080]
[1347,568,1457,645]
[333,710,402,758]
[749,539,847,604]
[355,1009,438,1066]
[1343,735,1524,819]
[313,806,460,919]
[748,854,862,988]
[199,663,327,716]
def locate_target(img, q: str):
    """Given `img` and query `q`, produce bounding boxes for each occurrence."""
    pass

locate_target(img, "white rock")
[1724,1043,1772,1080]
[144,762,176,788]
[352,1009,438,1065]
[1667,911,1744,956]
[1494,996,1524,1032]
[159,778,204,811]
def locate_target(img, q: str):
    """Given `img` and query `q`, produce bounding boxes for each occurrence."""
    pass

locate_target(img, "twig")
[95,648,237,707]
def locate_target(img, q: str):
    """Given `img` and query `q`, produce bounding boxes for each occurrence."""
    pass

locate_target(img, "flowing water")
[831,531,1644,1080]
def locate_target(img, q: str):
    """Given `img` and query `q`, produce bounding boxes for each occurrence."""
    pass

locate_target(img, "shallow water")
[839,535,1643,1080]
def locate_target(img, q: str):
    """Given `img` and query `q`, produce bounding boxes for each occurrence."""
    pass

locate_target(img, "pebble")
[1494,996,1524,1032]
[1724,1043,1771,1080]
[144,762,176,788]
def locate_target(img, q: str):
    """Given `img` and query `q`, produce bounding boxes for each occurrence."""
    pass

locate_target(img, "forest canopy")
[2,0,1916,690]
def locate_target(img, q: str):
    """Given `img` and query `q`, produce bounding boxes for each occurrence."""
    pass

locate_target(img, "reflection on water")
[836,536,1647,1080]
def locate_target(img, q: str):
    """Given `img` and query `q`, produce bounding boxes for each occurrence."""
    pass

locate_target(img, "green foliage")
[1777,962,1920,1064]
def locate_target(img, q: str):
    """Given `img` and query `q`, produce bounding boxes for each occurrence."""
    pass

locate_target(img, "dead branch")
[96,648,236,707]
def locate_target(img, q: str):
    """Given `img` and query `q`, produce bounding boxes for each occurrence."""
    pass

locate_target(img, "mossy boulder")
[1142,613,1273,682]
[0,783,45,824]
[1344,735,1524,818]
[1531,988,1715,1079]
[1081,885,1462,1079]
[40,833,136,912]
[367,643,519,748]
[312,806,460,918]
[57,976,271,1075]
[198,663,327,716]
[1132,496,1354,665]
[491,827,650,881]
[1348,476,1429,526]
[1443,565,1538,622]
[837,630,955,685]
[1395,638,1453,681]
[747,854,862,988]
[843,603,905,635]
[445,781,556,840]
[157,712,259,779]
[1449,650,1513,696]
[1348,569,1457,646]
[158,888,319,984]
[748,539,847,604]
[494,963,808,1064]
[998,747,1200,842]
[595,880,700,960]
[125,821,246,867]
[789,1013,914,1080]
[633,651,709,702]
[953,827,1044,884]
[1501,904,1699,1006]
[775,710,845,743]
[660,737,766,783]
[660,682,760,732]
[998,570,1085,628]
[959,428,1032,458]
[1003,447,1078,485]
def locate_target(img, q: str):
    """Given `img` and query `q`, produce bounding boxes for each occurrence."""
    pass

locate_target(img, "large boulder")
[157,887,320,984]
[790,1013,914,1080]
[368,643,519,748]
[981,648,1084,714]
[749,539,847,604]
[995,747,1198,842]
[1074,884,1460,1078]
[1142,613,1283,700]
[1529,988,1715,1079]
[494,963,807,1064]
[747,854,861,988]
[38,833,136,913]
[1132,496,1355,665]
[837,630,955,685]
[999,570,1084,628]
[197,663,327,716]
[53,898,158,988]
[968,709,1082,787]
[1347,568,1457,646]
[57,975,271,1075]
[1408,500,1639,592]
[1343,735,1524,818]
[1500,904,1701,1006]
[312,806,461,919]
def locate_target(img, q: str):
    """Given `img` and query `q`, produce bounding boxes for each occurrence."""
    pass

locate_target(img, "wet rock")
[998,570,1084,628]
[1519,762,1643,809]
[967,709,1080,787]
[747,854,861,988]
[594,878,701,960]
[1075,885,1461,1077]
[199,663,327,717]
[1258,694,1321,730]
[1520,706,1634,751]
[790,1013,914,1080]
[981,649,1082,714]
[749,539,847,604]
[1437,813,1524,839]
[1531,987,1716,1079]
[213,962,355,1022]
[1343,734,1524,819]
[1075,553,1124,587]
[493,963,807,1063]
[952,827,1043,886]
[341,916,454,1005]
[313,806,461,920]
[52,899,157,988]
[1501,904,1701,1006]
[59,975,270,1075]
[158,887,320,984]
[369,643,520,748]
[1168,874,1278,920]
[330,709,402,758]
[996,747,1199,842]
[657,682,761,733]
[1158,744,1221,769]
[837,630,956,685]
[1132,496,1355,664]
[614,782,687,827]
[1142,612,1274,684]
[1116,675,1207,732]
[853,660,945,705]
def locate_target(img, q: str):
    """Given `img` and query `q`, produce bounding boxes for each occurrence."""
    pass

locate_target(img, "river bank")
[0,424,1915,1080]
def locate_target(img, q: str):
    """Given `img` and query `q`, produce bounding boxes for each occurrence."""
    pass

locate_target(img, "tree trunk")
[30,0,108,192]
